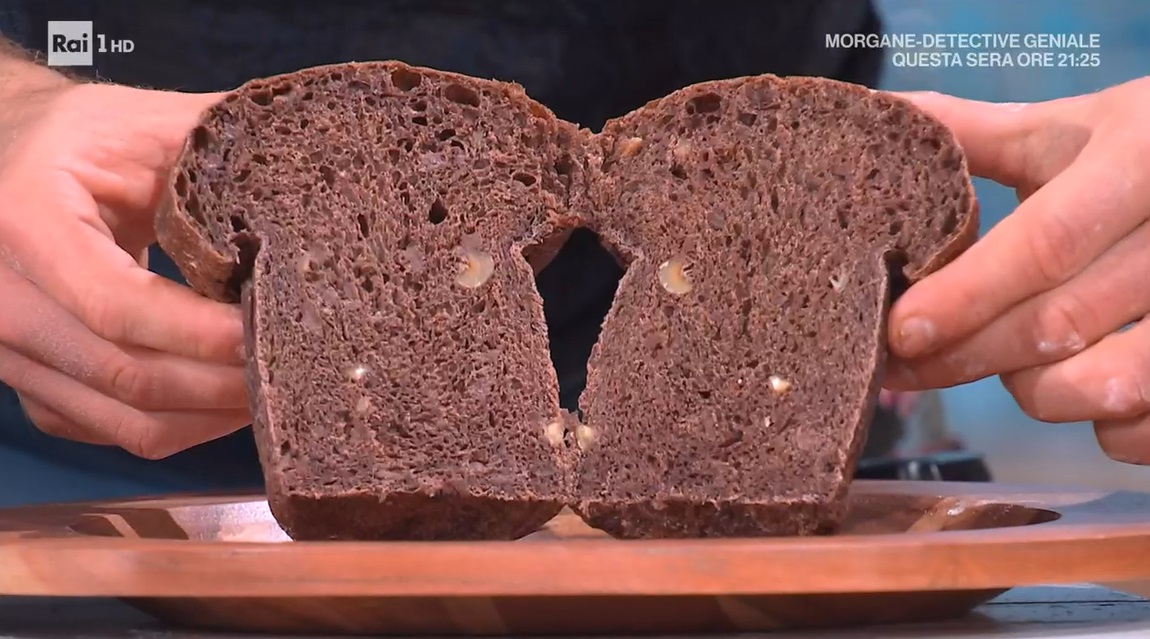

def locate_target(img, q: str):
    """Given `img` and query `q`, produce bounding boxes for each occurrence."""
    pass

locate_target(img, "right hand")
[0,81,251,459]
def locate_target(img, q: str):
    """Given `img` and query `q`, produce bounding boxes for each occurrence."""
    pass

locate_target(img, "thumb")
[895,91,1042,187]
[150,90,229,167]
[896,90,1095,191]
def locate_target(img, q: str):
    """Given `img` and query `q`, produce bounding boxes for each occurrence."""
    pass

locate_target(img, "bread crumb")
[672,142,692,162]
[830,273,847,292]
[456,248,494,289]
[354,396,372,414]
[658,257,693,295]
[768,375,792,395]
[618,137,644,157]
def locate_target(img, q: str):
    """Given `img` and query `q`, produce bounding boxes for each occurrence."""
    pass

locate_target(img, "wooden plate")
[2,480,1150,635]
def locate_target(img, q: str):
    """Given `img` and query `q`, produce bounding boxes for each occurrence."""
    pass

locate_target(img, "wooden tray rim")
[2,481,1149,598]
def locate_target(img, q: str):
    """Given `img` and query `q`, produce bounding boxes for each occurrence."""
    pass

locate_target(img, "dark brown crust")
[155,179,237,303]
[882,91,980,282]
[158,64,977,541]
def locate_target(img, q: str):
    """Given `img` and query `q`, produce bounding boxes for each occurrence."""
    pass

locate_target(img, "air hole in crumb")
[174,173,188,197]
[866,168,880,181]
[412,115,428,126]
[411,99,427,112]
[889,219,903,236]
[553,154,575,178]
[941,210,959,235]
[391,67,423,91]
[836,208,850,229]
[191,126,212,151]
[428,198,448,224]
[229,214,247,233]
[437,128,456,141]
[737,112,757,126]
[670,164,687,180]
[685,92,722,115]
[444,83,480,107]
[248,90,273,107]
[251,154,269,166]
[319,166,336,187]
[400,138,414,152]
[886,251,911,304]
[356,213,370,238]
[184,193,202,222]
[513,173,536,187]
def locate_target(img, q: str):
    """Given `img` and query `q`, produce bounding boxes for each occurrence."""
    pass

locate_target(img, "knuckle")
[111,414,169,460]
[103,356,156,408]
[1024,210,1084,289]
[1100,375,1150,417]
[1031,294,1090,359]
[1000,373,1051,422]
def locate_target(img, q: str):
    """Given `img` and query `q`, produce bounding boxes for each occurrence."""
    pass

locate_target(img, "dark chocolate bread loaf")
[157,62,586,540]
[157,62,977,541]
[575,77,977,538]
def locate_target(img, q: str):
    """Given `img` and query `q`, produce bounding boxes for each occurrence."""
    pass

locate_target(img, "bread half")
[158,62,585,540]
[575,76,977,538]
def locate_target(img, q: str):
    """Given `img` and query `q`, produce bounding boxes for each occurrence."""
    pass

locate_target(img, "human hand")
[0,82,250,459]
[884,77,1150,464]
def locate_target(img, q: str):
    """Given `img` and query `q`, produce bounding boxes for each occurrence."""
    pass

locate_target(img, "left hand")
[883,77,1150,465]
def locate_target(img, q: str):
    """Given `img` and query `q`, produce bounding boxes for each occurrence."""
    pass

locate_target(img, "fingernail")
[896,317,936,357]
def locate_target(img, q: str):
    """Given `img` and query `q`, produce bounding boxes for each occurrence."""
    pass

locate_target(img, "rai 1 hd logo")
[46,21,135,67]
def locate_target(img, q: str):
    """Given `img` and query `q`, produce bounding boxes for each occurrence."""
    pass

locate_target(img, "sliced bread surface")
[158,62,586,540]
[575,76,977,538]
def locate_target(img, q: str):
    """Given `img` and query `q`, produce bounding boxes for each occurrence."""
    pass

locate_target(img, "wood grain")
[0,481,1147,635]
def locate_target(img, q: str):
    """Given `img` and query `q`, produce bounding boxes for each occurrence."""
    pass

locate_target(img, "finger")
[1094,413,1150,465]
[0,343,251,459]
[0,265,247,410]
[43,88,227,210]
[896,91,1093,187]
[890,134,1150,360]
[0,188,245,364]
[1000,319,1150,424]
[889,219,1150,389]
[16,393,112,446]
